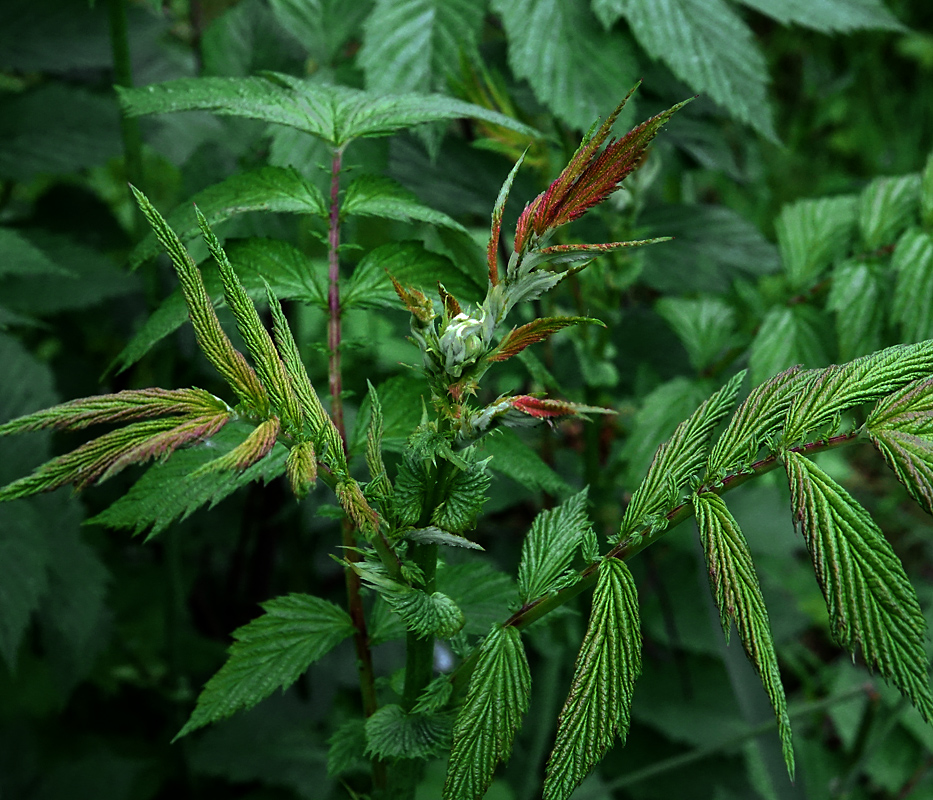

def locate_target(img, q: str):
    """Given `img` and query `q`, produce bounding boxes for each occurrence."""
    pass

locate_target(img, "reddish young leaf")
[491,316,603,362]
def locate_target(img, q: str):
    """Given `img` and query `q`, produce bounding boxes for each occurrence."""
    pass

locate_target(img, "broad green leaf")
[351,375,426,454]
[735,0,903,32]
[444,625,531,800]
[327,717,367,777]
[129,167,327,267]
[782,339,933,444]
[621,371,744,537]
[518,489,593,603]
[268,0,370,64]
[88,422,288,537]
[784,451,933,722]
[491,0,638,131]
[359,0,484,94]
[118,74,540,148]
[382,586,465,639]
[437,562,518,637]
[0,228,68,279]
[342,174,468,233]
[176,593,354,738]
[479,428,573,499]
[343,241,483,310]
[748,305,827,386]
[543,558,641,800]
[612,0,774,138]
[858,173,921,251]
[775,195,859,290]
[364,704,452,759]
[656,295,736,372]
[892,227,933,341]
[432,460,491,534]
[202,0,304,78]
[111,238,327,374]
[694,492,794,777]
[922,148,933,227]
[826,260,884,360]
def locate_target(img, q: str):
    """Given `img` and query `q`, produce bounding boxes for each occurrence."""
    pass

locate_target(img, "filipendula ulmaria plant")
[3,88,933,800]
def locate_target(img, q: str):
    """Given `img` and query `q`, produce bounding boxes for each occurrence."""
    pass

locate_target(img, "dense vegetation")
[2,1,933,798]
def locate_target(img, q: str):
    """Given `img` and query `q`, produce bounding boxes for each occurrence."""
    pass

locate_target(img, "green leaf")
[406,527,483,550]
[543,558,641,800]
[782,339,933,444]
[693,492,794,778]
[382,587,465,639]
[784,451,933,722]
[364,704,453,759]
[118,74,540,148]
[858,173,921,251]
[0,228,68,279]
[655,296,737,372]
[735,0,903,32]
[268,0,370,64]
[327,717,367,777]
[491,0,638,131]
[922,148,933,227]
[444,625,531,800]
[621,371,744,537]
[892,227,933,341]
[748,305,827,386]
[437,562,519,637]
[776,195,859,290]
[479,428,573,499]
[342,174,468,232]
[826,260,884,360]
[359,0,484,93]
[176,593,354,739]
[431,460,491,534]
[612,0,774,138]
[88,422,288,537]
[351,375,426,454]
[129,167,327,268]
[518,489,593,603]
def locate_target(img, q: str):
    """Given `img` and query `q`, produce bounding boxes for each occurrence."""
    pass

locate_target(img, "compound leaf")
[694,492,793,777]
[176,593,354,739]
[543,558,641,800]
[444,625,531,800]
[785,451,933,722]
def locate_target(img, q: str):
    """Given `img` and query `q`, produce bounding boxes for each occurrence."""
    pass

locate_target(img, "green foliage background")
[2,0,933,798]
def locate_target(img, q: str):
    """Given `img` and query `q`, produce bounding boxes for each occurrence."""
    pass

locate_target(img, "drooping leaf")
[826,260,885,360]
[735,0,903,32]
[491,0,639,131]
[858,173,921,251]
[748,305,827,386]
[543,558,641,800]
[517,489,593,603]
[175,593,354,738]
[117,74,539,148]
[620,371,744,537]
[364,704,453,759]
[129,167,327,267]
[479,428,573,499]
[655,295,737,372]
[694,492,794,777]
[342,174,468,232]
[358,0,484,94]
[776,195,859,290]
[784,451,933,722]
[892,227,933,342]
[444,625,531,800]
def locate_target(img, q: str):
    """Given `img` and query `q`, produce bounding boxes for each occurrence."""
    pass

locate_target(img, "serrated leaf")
[437,562,518,637]
[129,167,327,267]
[342,174,467,232]
[118,74,539,148]
[431,460,491,534]
[621,371,744,537]
[613,0,774,138]
[518,489,592,603]
[782,340,933,444]
[858,174,921,251]
[327,717,367,777]
[444,625,531,800]
[656,295,736,372]
[407,527,483,550]
[543,558,641,800]
[784,451,933,722]
[491,317,603,363]
[922,149,933,227]
[776,194,859,289]
[694,492,794,777]
[268,0,369,64]
[176,593,354,739]
[491,0,638,131]
[736,0,903,32]
[364,703,453,759]
[382,587,465,639]
[748,305,827,386]
[892,227,933,341]
[826,260,884,360]
[359,0,484,94]
[479,428,573,499]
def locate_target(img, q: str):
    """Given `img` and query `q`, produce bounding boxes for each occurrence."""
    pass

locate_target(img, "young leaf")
[892,227,933,341]
[175,593,354,739]
[342,174,469,232]
[195,417,281,474]
[543,558,641,800]
[517,489,593,603]
[431,460,491,534]
[364,703,453,760]
[129,166,327,267]
[383,587,465,639]
[620,371,744,538]
[444,625,531,800]
[406,526,483,550]
[285,440,316,500]
[784,451,933,722]
[858,173,921,251]
[490,317,603,362]
[488,149,527,286]
[693,492,794,777]
[775,195,858,290]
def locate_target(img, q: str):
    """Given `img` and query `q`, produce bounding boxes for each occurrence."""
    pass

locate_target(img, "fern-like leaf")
[784,451,933,721]
[543,558,641,800]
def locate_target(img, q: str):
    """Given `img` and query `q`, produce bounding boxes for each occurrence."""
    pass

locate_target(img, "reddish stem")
[328,146,347,450]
